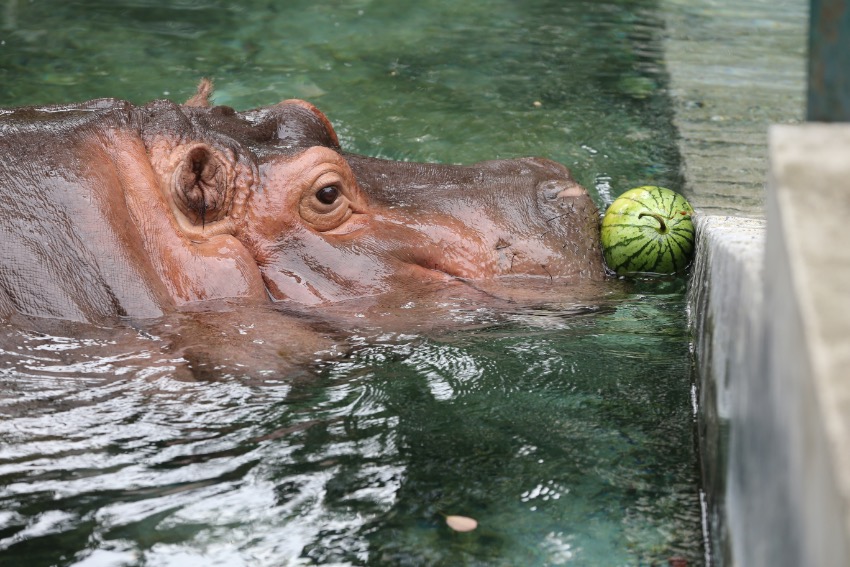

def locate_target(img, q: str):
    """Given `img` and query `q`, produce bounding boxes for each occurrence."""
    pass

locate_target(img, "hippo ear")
[183,78,214,108]
[279,99,341,150]
[173,145,230,226]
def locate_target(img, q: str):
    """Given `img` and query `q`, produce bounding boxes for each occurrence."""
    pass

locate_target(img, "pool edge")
[655,0,850,565]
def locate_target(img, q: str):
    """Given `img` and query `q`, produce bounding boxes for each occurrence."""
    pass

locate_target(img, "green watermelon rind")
[600,186,695,275]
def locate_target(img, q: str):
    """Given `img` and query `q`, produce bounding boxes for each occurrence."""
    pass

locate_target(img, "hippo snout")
[528,160,599,235]
[474,157,603,281]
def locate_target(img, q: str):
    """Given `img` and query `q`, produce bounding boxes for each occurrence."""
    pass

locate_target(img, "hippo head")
[0,81,603,320]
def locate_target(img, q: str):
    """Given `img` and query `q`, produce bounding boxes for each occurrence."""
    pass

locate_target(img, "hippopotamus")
[0,80,604,323]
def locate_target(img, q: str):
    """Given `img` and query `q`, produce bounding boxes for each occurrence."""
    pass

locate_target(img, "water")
[0,0,681,200]
[0,281,701,566]
[0,1,703,565]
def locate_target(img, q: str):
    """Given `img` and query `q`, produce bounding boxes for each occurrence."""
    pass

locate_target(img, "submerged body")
[0,80,604,322]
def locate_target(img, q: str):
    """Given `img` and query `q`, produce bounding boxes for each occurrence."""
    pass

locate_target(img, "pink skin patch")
[555,185,587,198]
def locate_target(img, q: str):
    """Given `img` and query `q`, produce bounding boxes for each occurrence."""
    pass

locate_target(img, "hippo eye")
[316,185,340,205]
[300,178,357,232]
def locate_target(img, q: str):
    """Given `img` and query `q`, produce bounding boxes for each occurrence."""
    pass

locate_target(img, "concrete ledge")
[689,125,850,566]
[687,214,765,565]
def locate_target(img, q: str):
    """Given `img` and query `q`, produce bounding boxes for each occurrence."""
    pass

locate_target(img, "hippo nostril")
[554,185,586,199]
[538,179,586,201]
[539,180,566,201]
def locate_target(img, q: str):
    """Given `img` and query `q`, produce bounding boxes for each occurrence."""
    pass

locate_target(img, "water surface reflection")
[0,280,702,566]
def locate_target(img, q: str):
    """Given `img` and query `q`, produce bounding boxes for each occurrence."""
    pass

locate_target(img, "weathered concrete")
[697,125,850,567]
[687,215,765,565]
[661,0,806,217]
[659,0,817,564]
[747,124,850,567]
[683,146,850,564]
[676,48,850,567]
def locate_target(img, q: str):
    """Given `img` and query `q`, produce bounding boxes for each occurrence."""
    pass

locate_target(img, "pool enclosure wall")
[668,0,850,564]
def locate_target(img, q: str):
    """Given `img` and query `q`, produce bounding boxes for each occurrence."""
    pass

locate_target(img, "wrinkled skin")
[0,81,603,322]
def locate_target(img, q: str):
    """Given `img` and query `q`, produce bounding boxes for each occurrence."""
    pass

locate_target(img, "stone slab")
[758,124,850,567]
[688,127,850,567]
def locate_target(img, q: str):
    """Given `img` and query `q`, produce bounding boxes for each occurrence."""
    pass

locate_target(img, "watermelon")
[600,186,695,275]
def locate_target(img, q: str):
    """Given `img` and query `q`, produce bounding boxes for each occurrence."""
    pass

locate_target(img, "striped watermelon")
[600,186,695,275]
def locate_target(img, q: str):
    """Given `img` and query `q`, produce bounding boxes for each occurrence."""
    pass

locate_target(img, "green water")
[0,0,681,201]
[0,1,703,565]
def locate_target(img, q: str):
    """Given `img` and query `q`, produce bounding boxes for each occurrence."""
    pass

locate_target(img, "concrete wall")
[657,0,818,563]
[687,215,765,565]
[649,2,850,564]
[759,125,850,566]
[689,126,850,566]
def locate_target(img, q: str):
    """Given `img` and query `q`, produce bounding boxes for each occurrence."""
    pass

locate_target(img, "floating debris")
[445,515,478,532]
